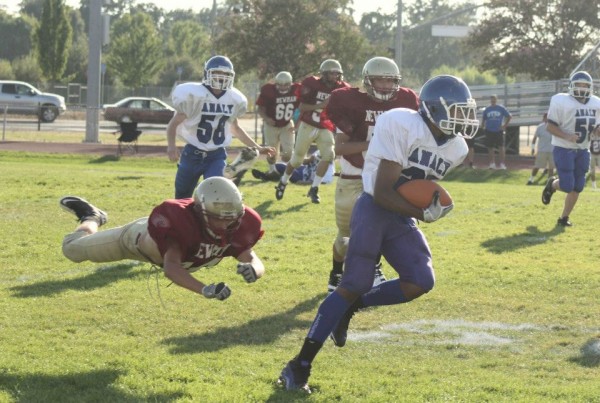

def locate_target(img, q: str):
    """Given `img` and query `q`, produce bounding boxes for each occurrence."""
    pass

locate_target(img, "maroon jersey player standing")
[60,177,265,302]
[275,59,350,204]
[256,71,301,180]
[324,56,419,294]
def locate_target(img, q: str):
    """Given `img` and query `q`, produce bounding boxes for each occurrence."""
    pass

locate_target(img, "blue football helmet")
[204,55,235,90]
[568,71,593,102]
[419,75,479,139]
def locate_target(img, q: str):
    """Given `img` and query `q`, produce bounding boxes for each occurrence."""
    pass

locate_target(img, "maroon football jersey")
[256,83,301,127]
[298,75,350,129]
[147,198,264,268]
[325,86,419,169]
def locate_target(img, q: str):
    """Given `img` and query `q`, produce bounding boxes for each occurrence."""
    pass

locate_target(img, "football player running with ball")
[60,177,266,302]
[324,56,419,294]
[275,59,350,204]
[278,75,479,393]
[541,71,600,226]
[167,55,274,198]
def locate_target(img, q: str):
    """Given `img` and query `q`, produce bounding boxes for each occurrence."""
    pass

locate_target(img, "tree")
[0,59,15,79]
[215,0,371,82]
[166,20,211,61]
[63,7,88,82]
[12,53,44,83]
[402,0,475,84]
[0,11,37,62]
[36,0,72,81]
[105,12,164,87]
[467,0,600,80]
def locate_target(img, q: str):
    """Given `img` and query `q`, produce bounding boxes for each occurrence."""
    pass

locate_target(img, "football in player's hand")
[397,179,452,209]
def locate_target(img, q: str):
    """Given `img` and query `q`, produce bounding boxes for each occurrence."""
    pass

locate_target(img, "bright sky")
[1,0,398,21]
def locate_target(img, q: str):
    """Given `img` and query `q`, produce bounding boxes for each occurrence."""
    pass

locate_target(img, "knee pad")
[62,231,87,263]
[558,175,574,193]
[289,152,305,168]
[334,236,349,258]
[318,145,335,162]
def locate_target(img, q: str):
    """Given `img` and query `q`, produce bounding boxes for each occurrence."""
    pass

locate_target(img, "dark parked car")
[103,97,175,124]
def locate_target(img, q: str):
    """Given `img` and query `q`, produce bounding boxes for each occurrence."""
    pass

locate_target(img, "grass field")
[0,151,599,402]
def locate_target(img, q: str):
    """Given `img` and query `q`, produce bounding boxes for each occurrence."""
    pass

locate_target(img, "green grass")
[0,151,599,402]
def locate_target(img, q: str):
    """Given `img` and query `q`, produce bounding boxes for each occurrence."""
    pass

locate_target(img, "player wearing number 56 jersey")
[167,55,275,199]
[541,70,600,226]
[275,59,350,204]
[256,71,301,178]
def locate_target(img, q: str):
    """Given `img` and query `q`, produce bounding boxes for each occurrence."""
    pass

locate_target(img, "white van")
[0,81,66,122]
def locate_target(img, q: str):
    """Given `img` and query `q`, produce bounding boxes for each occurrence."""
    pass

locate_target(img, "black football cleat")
[557,216,572,227]
[277,357,311,393]
[542,176,556,205]
[307,186,320,204]
[330,298,362,347]
[275,181,287,200]
[60,196,107,226]
[327,271,342,294]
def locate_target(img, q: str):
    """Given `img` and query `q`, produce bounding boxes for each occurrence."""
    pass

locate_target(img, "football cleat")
[60,196,107,226]
[330,298,362,347]
[278,358,311,393]
[542,176,556,205]
[307,186,320,204]
[557,216,572,227]
[275,181,287,200]
[373,263,387,287]
[327,271,342,294]
[224,147,258,179]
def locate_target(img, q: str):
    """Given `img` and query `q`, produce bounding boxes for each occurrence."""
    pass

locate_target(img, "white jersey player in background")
[541,70,600,226]
[167,55,274,198]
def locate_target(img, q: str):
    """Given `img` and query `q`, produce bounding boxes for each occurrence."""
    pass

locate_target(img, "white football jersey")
[362,108,468,195]
[547,93,600,150]
[171,82,248,151]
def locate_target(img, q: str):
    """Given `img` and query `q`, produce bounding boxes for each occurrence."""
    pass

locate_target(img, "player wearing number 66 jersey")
[167,55,275,199]
[541,70,600,226]
[256,71,301,178]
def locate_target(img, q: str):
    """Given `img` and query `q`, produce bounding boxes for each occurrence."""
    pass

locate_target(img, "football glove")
[202,282,231,301]
[422,191,454,223]
[237,262,257,283]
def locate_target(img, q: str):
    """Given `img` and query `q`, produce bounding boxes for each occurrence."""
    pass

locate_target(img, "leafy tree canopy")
[467,0,600,80]
[105,12,164,87]
[215,0,371,82]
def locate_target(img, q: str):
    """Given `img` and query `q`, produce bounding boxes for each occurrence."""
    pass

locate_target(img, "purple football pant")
[340,193,435,295]
[553,146,590,193]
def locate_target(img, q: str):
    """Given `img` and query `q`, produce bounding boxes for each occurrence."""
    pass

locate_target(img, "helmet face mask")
[419,75,479,139]
[193,177,244,240]
[275,71,293,94]
[569,71,593,102]
[319,59,343,85]
[362,57,401,101]
[204,55,235,91]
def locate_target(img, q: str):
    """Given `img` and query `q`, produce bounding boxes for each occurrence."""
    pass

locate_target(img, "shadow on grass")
[89,155,120,163]
[252,199,311,220]
[0,368,183,401]
[481,225,565,254]
[162,294,325,354]
[9,263,144,298]
[568,337,600,368]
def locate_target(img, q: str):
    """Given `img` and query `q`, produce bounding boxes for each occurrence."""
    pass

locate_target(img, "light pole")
[395,0,402,72]
[84,0,102,143]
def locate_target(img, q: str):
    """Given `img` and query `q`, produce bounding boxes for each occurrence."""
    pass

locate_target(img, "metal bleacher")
[468,79,600,154]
